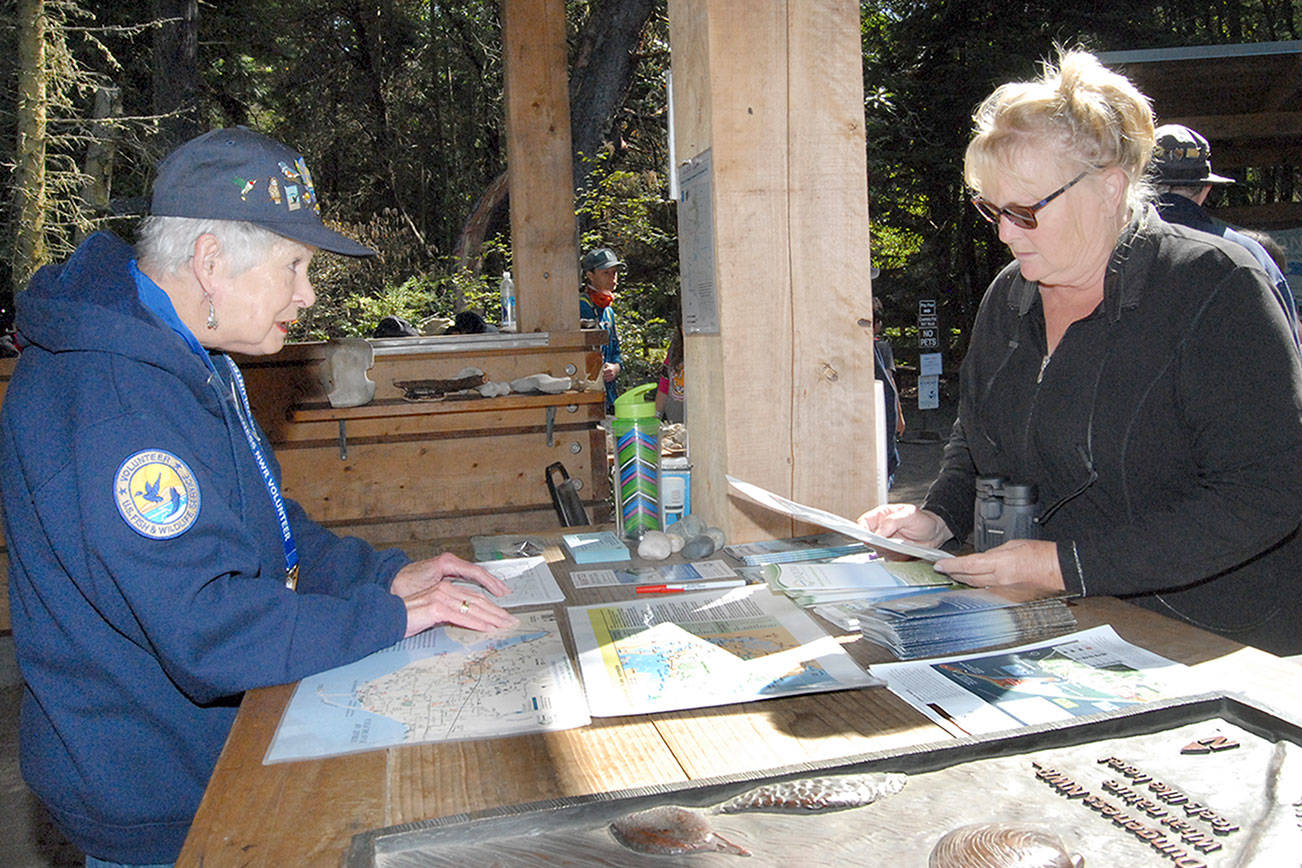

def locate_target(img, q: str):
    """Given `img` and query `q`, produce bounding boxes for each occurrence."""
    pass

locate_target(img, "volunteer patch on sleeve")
[115,450,201,539]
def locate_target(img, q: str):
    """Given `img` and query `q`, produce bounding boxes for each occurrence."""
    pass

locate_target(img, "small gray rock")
[637,531,673,561]
[681,534,717,560]
[704,527,726,547]
[670,514,705,540]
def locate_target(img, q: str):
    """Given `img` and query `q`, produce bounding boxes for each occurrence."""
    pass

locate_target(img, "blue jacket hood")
[18,232,211,392]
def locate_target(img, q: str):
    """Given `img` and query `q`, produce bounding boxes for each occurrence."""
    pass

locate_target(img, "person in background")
[1151,123,1300,350]
[1240,227,1290,276]
[872,295,905,487]
[579,247,623,413]
[656,317,685,424]
[859,49,1302,654]
[0,127,516,868]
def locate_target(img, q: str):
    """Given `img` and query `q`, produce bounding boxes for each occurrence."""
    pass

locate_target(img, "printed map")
[568,586,879,716]
[265,609,588,763]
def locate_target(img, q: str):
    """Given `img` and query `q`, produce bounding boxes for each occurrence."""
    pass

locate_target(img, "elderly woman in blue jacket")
[860,50,1302,655]
[0,128,516,867]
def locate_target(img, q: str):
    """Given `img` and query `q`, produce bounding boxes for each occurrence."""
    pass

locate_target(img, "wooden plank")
[668,1,876,544]
[288,390,604,423]
[668,0,792,545]
[386,718,689,826]
[502,0,580,334]
[319,506,613,550]
[273,397,603,445]
[787,1,878,516]
[275,431,604,523]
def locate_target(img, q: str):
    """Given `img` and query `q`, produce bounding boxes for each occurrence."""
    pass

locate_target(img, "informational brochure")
[868,625,1193,738]
[762,559,954,607]
[726,476,950,561]
[567,584,881,716]
[569,558,737,589]
[460,556,565,607]
[722,532,868,566]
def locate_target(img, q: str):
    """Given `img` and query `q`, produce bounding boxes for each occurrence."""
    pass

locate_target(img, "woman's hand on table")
[933,539,1066,593]
[857,503,953,558]
[391,553,517,637]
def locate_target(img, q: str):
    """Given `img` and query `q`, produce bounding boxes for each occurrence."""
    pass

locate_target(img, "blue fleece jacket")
[0,232,409,863]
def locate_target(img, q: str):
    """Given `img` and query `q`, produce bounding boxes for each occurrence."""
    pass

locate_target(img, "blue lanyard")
[130,261,299,589]
[224,356,300,591]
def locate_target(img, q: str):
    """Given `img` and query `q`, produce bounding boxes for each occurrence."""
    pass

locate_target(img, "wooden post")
[668,0,877,542]
[501,0,581,333]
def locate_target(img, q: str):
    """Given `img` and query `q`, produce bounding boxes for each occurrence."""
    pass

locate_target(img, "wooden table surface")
[176,536,1300,866]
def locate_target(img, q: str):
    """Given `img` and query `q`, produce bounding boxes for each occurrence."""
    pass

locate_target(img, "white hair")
[136,216,290,277]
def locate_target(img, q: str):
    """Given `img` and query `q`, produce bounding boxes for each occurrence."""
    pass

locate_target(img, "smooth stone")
[637,531,673,560]
[668,533,685,553]
[669,514,704,540]
[681,535,717,560]
[703,527,726,547]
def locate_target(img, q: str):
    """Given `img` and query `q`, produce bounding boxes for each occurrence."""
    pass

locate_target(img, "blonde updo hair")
[964,48,1156,214]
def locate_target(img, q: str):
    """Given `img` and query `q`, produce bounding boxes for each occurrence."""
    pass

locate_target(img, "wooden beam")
[1157,112,1302,142]
[1213,201,1302,231]
[668,0,877,543]
[501,0,580,333]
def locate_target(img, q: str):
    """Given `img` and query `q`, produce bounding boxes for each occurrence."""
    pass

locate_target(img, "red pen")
[635,579,748,594]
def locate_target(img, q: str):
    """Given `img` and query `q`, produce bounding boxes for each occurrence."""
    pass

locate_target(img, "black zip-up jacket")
[924,207,1302,654]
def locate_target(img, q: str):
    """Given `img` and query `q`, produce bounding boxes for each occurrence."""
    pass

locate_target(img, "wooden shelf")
[288,390,605,423]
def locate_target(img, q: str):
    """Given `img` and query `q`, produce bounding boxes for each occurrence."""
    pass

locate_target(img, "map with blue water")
[264,609,588,763]
[568,586,880,716]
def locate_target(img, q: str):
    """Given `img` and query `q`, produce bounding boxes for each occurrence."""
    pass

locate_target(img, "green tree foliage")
[4,0,1297,369]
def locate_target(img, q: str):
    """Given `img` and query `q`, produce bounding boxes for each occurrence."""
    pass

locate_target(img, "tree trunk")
[152,0,201,150]
[568,0,658,189]
[77,85,123,243]
[14,0,48,297]
[451,171,510,276]
[451,0,657,264]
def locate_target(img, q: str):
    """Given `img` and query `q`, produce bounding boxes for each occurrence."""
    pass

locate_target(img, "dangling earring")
[204,291,219,330]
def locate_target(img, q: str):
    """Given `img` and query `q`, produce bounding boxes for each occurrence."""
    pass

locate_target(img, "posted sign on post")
[918,298,939,349]
[918,352,942,410]
[918,299,940,411]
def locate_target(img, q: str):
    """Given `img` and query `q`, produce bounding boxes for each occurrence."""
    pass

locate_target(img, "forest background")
[3,0,1299,388]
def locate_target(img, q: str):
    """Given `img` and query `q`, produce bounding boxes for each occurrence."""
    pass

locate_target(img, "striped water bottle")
[613,383,661,539]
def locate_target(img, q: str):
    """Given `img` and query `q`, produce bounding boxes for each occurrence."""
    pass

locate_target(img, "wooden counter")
[176,540,1302,867]
[235,331,614,549]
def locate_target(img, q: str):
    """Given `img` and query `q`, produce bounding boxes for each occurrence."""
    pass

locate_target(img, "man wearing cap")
[1153,123,1300,349]
[0,127,516,866]
[579,247,624,412]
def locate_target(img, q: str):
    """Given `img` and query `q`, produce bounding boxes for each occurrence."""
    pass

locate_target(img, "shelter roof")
[1098,41,1302,227]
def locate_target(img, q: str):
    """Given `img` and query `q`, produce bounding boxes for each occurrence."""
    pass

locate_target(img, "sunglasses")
[971,170,1089,230]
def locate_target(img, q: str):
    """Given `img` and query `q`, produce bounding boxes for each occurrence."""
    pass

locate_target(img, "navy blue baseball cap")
[150,127,376,257]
